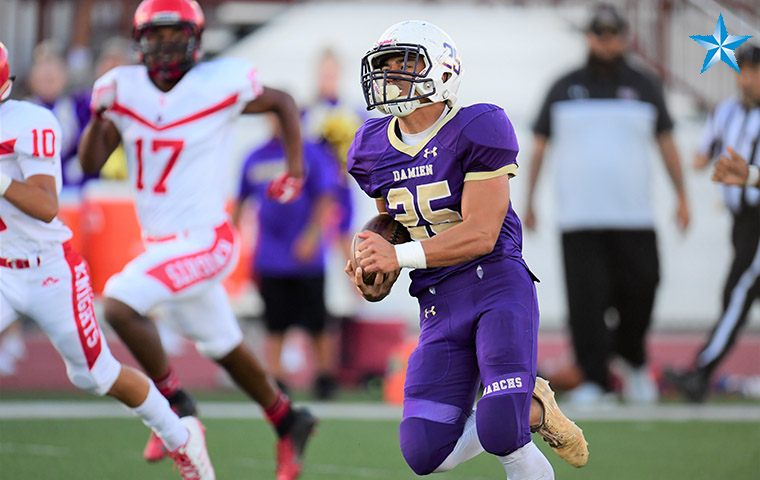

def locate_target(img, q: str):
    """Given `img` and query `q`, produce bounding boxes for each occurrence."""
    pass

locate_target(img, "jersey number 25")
[387,180,462,240]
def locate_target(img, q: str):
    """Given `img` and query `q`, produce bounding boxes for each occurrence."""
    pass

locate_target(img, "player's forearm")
[526,136,547,205]
[1,180,58,222]
[658,133,687,198]
[414,176,509,268]
[420,219,501,268]
[79,119,117,175]
[308,195,335,235]
[272,92,304,178]
[296,196,334,253]
[231,201,244,227]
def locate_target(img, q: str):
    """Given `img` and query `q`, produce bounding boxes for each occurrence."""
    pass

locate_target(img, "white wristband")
[746,165,760,187]
[395,241,427,269]
[0,173,12,196]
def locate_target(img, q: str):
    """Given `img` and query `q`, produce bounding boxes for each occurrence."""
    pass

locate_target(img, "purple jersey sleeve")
[347,118,390,198]
[347,126,372,196]
[459,107,519,180]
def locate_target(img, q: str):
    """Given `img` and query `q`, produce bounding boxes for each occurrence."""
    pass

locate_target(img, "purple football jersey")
[238,138,338,277]
[348,103,526,296]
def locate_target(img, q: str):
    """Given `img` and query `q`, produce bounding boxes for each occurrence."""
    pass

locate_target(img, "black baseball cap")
[587,4,628,35]
[737,44,760,68]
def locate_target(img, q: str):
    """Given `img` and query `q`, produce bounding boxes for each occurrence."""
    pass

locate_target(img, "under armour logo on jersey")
[423,147,438,159]
[41,277,60,287]
[424,306,436,318]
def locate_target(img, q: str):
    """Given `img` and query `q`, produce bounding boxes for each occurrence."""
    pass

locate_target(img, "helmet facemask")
[361,44,437,117]
[137,24,199,84]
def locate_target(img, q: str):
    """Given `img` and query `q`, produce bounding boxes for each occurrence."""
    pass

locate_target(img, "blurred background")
[1,0,759,395]
[0,1,759,478]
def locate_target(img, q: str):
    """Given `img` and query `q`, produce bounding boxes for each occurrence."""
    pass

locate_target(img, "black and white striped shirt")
[699,98,760,212]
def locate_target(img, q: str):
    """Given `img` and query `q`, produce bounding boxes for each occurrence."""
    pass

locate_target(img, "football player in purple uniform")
[346,21,589,478]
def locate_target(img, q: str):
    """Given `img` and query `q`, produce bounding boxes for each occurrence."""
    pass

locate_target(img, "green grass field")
[1,417,758,479]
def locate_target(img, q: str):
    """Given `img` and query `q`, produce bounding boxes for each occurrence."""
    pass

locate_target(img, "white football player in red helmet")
[79,1,315,479]
[0,41,215,480]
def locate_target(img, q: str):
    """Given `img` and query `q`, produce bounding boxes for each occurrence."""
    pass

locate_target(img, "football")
[352,214,412,285]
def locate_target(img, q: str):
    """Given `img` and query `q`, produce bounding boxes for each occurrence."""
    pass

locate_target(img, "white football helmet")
[361,20,462,117]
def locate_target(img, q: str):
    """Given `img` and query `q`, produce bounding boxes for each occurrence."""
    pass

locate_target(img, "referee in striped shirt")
[666,44,760,402]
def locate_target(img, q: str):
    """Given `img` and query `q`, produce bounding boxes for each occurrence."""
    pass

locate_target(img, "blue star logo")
[690,14,751,73]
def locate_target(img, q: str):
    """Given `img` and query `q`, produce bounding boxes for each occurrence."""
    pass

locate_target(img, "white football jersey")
[0,99,70,256]
[96,58,262,238]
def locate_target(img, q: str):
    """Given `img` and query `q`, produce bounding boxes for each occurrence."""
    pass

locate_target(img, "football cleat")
[663,368,709,403]
[532,377,589,468]
[314,374,338,401]
[168,416,215,480]
[563,381,617,407]
[144,431,168,462]
[618,363,659,404]
[276,408,317,480]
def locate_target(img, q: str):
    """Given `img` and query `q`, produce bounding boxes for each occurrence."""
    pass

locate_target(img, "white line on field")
[232,457,419,480]
[0,443,71,457]
[228,457,497,480]
[0,442,492,480]
[0,401,757,422]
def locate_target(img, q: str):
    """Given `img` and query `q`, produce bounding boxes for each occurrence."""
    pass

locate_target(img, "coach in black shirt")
[524,4,690,405]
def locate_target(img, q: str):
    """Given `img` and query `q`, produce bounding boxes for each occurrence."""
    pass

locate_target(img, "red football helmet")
[0,42,13,101]
[132,0,204,83]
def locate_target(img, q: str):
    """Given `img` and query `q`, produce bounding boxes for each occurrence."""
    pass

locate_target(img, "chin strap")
[0,77,12,101]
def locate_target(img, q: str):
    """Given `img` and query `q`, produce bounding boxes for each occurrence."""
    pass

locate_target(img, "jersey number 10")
[134,138,184,194]
[32,128,56,158]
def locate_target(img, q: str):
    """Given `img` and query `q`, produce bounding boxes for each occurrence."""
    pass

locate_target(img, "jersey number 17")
[134,138,184,194]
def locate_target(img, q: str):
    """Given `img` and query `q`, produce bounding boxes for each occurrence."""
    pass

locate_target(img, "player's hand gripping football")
[355,231,400,274]
[344,257,399,302]
[90,80,116,119]
[267,172,304,203]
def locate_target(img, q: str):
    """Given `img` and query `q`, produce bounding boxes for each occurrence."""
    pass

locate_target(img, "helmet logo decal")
[442,42,461,75]
[151,11,182,22]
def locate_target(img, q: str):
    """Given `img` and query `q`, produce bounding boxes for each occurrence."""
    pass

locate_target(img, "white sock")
[435,410,484,472]
[132,383,189,451]
[499,441,554,480]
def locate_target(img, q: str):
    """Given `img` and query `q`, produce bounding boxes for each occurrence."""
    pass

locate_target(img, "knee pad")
[476,391,532,456]
[66,369,106,395]
[399,417,461,475]
[103,274,156,318]
[65,352,121,396]
[194,330,242,360]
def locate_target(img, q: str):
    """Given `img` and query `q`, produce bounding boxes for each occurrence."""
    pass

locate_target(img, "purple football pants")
[399,258,539,475]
